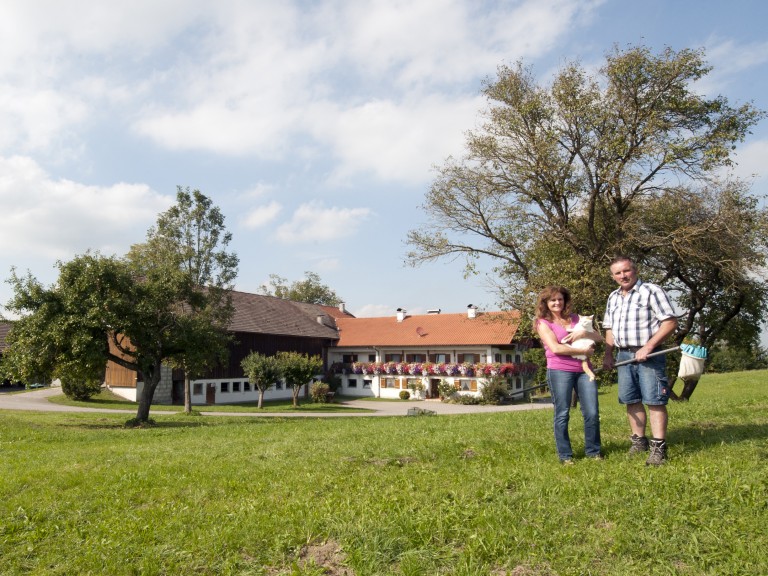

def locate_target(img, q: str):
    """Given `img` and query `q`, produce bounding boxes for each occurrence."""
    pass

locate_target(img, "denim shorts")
[616,349,670,406]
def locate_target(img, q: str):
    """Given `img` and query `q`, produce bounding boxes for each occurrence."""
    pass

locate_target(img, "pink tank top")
[537,316,588,373]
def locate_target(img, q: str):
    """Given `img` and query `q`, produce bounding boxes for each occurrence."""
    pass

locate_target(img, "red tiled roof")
[335,311,521,347]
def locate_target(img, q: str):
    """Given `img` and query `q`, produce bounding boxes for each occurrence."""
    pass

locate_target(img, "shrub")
[437,380,456,401]
[480,376,510,405]
[399,390,411,400]
[453,394,481,405]
[310,382,331,403]
[61,378,103,401]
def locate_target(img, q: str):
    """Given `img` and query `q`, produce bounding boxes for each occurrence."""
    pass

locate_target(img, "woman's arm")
[562,328,604,344]
[536,320,594,357]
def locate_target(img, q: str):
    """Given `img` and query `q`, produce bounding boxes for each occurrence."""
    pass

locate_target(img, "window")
[193,383,203,395]
[363,379,372,388]
[460,380,478,391]
[384,354,402,362]
[458,354,477,363]
[221,382,229,393]
[348,378,358,388]
[405,353,426,362]
[244,382,251,392]
[275,380,283,390]
[516,378,522,389]
[368,354,376,362]
[233,381,241,392]
[495,353,502,362]
[515,354,522,364]
[429,353,451,363]
[342,354,358,363]
[505,354,513,363]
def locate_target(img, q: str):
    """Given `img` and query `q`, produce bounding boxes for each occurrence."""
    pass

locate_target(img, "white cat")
[566,314,597,381]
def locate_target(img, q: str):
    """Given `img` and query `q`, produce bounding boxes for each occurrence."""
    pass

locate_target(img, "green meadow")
[1,371,766,575]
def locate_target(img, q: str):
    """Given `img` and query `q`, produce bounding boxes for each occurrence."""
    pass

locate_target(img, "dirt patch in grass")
[266,540,353,575]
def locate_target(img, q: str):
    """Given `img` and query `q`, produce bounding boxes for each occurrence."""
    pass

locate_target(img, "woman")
[535,286,603,464]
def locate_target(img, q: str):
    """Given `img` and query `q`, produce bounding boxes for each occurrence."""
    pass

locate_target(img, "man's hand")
[634,344,654,362]
[602,354,615,371]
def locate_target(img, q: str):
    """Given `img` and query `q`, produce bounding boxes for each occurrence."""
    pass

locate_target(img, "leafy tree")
[276,351,323,407]
[3,189,238,423]
[407,45,767,397]
[3,254,132,400]
[132,187,238,414]
[241,352,283,408]
[258,271,343,306]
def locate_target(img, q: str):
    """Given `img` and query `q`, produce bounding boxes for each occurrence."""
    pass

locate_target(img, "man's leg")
[626,402,646,437]
[648,404,668,440]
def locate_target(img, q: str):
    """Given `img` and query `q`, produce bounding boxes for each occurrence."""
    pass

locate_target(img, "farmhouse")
[5,291,535,404]
[329,306,536,400]
[105,291,351,404]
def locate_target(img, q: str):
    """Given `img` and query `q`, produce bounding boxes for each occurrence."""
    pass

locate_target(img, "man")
[602,256,678,465]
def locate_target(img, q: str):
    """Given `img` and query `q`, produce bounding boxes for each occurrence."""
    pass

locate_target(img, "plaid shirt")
[603,279,676,348]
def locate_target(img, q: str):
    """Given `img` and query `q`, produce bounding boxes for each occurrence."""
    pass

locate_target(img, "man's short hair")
[610,255,636,269]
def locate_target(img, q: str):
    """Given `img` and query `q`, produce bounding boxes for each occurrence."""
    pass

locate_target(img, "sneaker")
[560,458,575,466]
[628,434,649,455]
[646,439,667,466]
[587,454,605,460]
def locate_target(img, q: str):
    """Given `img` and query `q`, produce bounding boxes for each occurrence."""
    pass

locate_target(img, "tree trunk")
[292,386,300,407]
[258,389,264,409]
[136,360,162,422]
[184,372,192,414]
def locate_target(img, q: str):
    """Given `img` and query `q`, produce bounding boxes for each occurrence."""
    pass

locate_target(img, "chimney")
[338,302,346,313]
[467,304,477,319]
[317,314,326,325]
[427,308,441,315]
[396,308,407,322]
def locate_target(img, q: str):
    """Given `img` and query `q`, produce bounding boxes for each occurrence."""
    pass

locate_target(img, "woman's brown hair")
[535,285,572,322]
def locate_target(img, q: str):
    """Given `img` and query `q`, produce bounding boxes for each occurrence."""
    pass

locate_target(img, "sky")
[2,0,767,320]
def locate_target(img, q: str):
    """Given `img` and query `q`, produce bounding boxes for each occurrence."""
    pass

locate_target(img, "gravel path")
[0,386,552,417]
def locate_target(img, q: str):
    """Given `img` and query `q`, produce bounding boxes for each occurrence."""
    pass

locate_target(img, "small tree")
[258,271,343,306]
[241,352,282,408]
[276,351,323,408]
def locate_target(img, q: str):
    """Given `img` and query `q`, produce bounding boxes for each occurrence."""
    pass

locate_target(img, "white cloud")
[243,201,282,229]
[312,94,483,185]
[0,155,171,261]
[276,202,371,243]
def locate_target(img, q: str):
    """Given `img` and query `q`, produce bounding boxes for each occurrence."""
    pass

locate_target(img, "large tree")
[407,45,767,393]
[3,189,238,422]
[258,271,343,306]
[131,187,239,414]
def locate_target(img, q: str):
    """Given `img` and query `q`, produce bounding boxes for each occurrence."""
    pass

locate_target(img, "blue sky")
[1,0,767,320]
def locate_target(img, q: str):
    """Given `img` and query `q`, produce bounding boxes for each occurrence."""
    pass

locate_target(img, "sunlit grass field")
[1,371,766,575]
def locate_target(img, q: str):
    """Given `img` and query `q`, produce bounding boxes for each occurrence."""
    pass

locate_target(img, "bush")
[399,390,411,400]
[480,376,510,405]
[452,394,481,405]
[310,382,332,403]
[437,380,456,401]
[61,378,103,401]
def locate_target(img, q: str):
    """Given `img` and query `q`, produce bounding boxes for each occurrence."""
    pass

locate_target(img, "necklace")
[553,316,570,327]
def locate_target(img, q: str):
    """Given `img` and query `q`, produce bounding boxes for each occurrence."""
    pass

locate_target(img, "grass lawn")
[1,371,766,575]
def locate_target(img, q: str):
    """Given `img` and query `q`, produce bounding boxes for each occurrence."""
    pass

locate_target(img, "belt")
[616,346,643,352]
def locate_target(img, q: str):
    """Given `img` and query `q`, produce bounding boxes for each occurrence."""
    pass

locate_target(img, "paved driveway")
[0,386,552,417]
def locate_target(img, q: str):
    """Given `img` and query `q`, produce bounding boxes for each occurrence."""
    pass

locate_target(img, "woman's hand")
[562,330,585,343]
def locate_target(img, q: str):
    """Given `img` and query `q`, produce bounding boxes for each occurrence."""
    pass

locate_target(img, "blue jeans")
[616,350,670,406]
[547,369,601,460]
